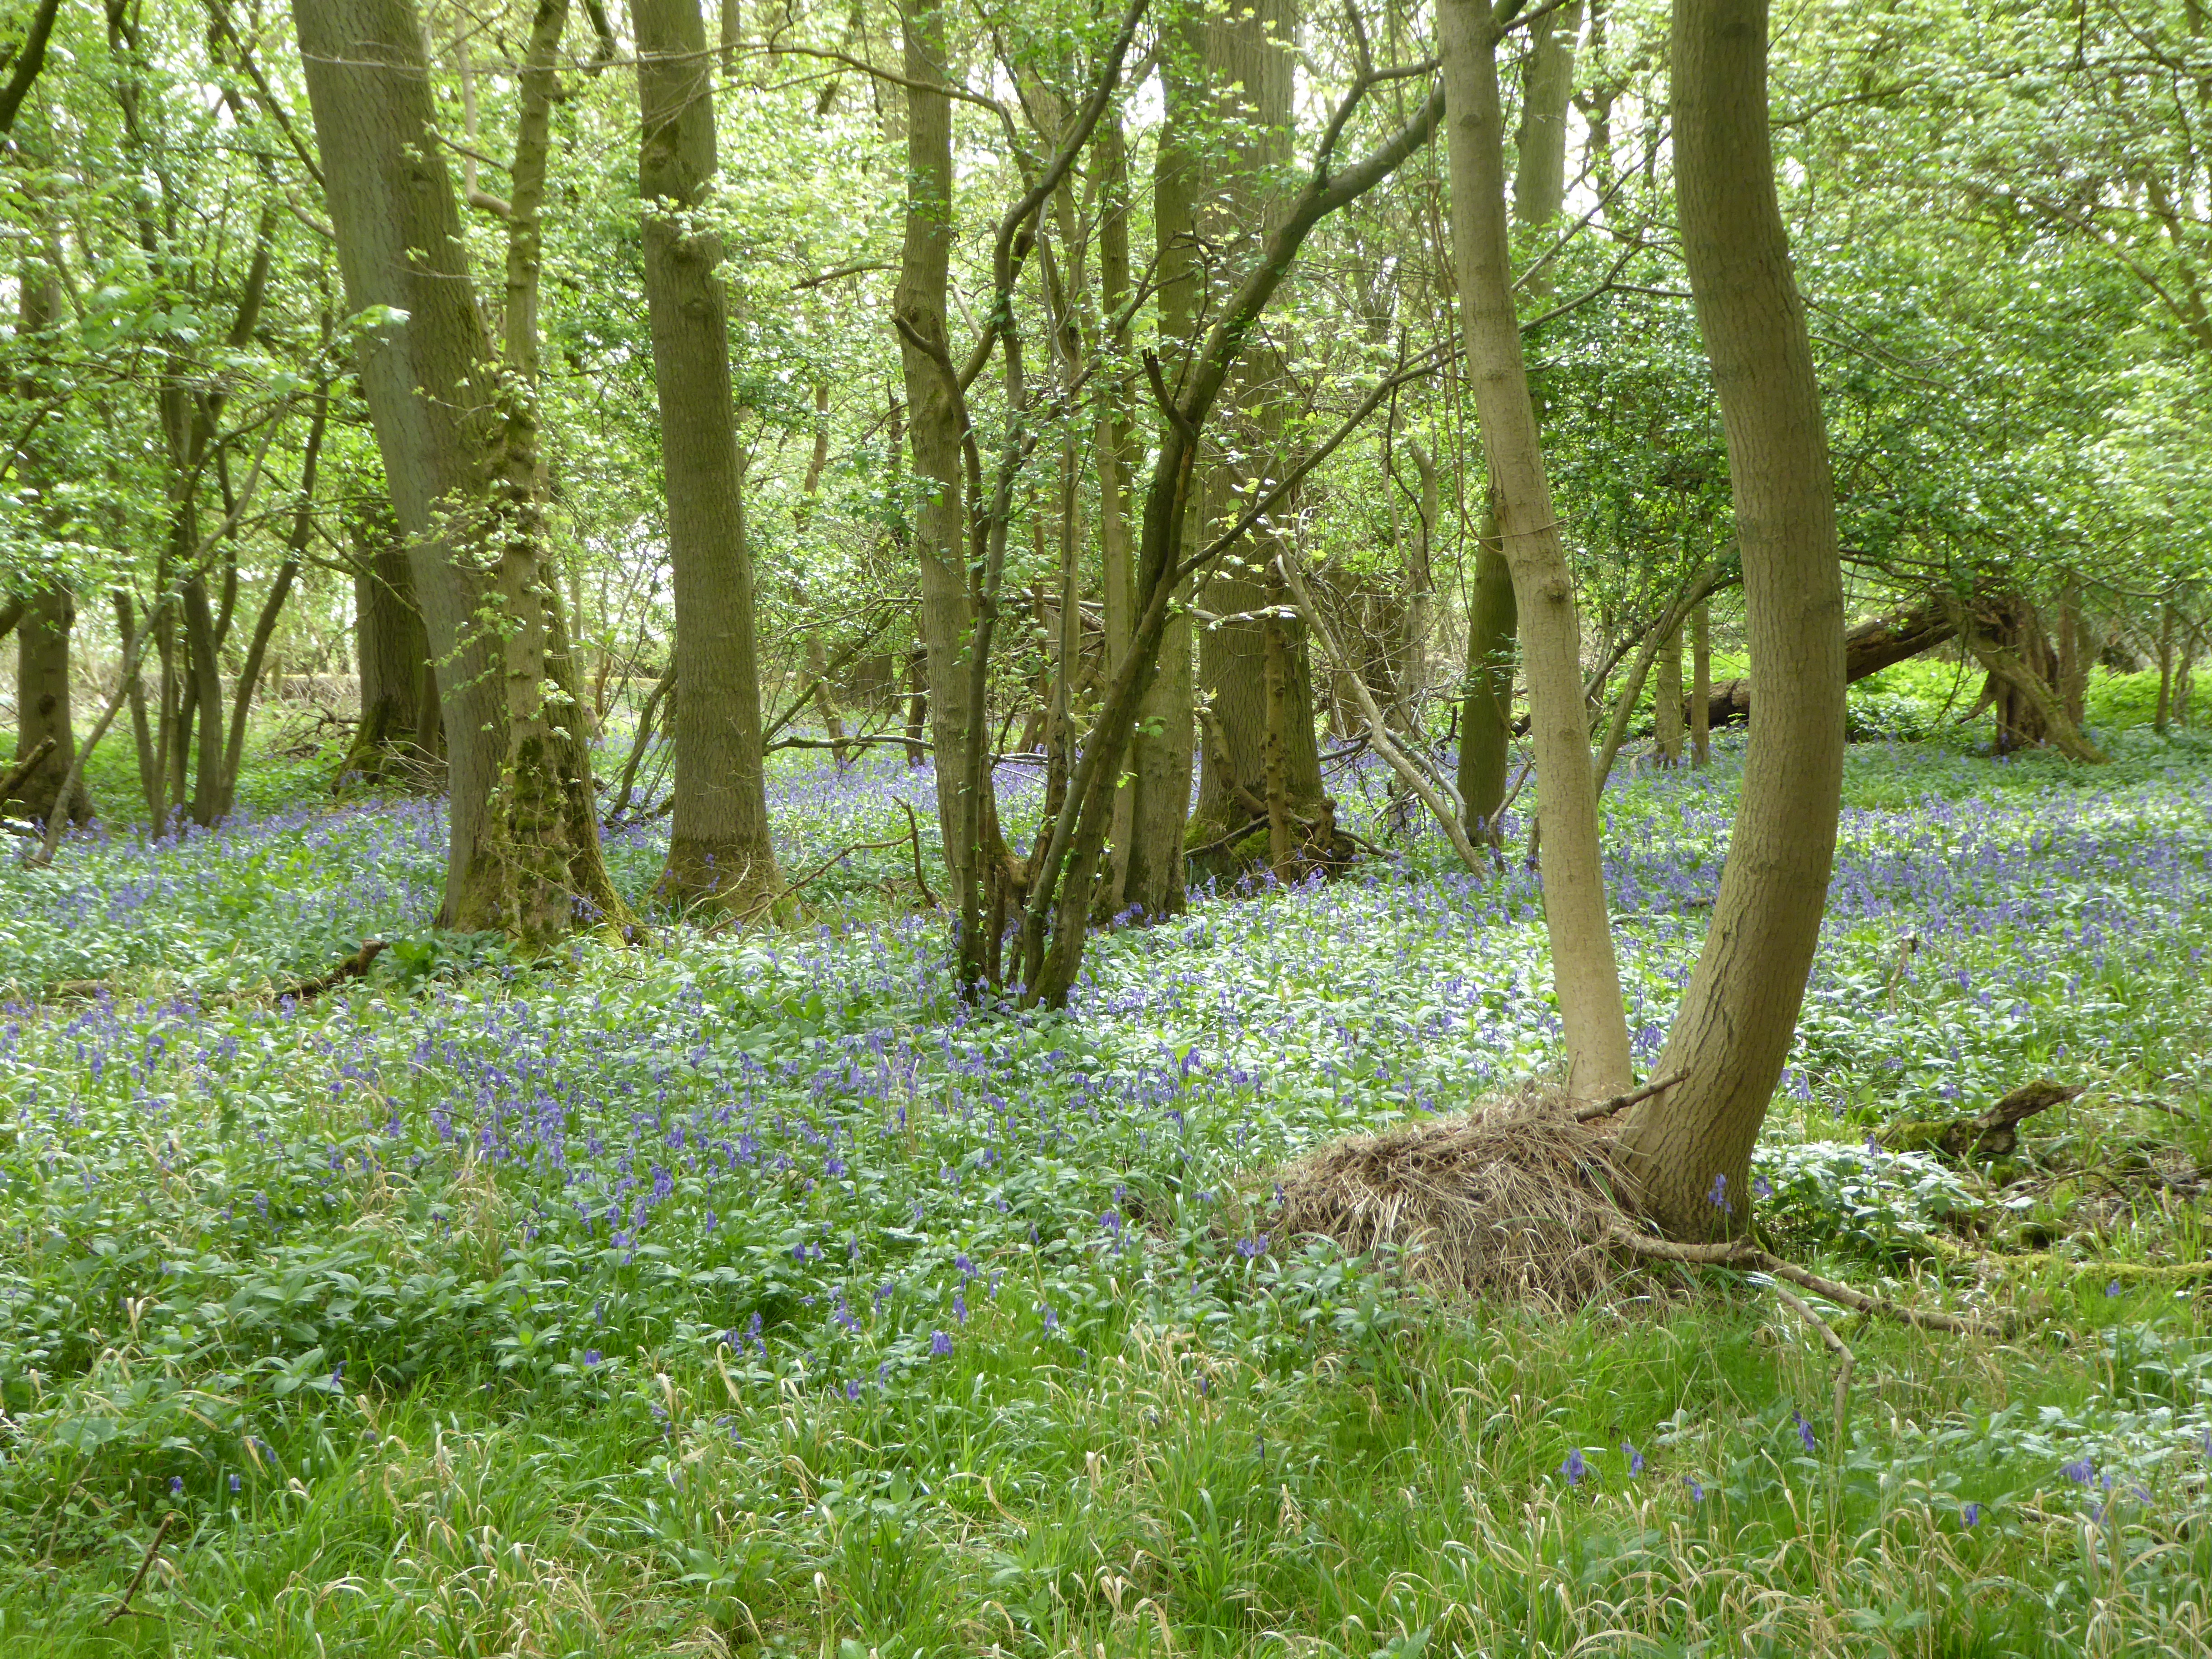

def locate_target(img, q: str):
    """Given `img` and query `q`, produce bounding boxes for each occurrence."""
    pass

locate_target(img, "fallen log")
[1696,595,1955,730]
[1879,1078,2083,1162]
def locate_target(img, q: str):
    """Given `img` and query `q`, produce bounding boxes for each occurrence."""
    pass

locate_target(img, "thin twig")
[701,839,907,938]
[103,1512,173,1626]
[897,800,941,911]
[1767,1278,1855,1445]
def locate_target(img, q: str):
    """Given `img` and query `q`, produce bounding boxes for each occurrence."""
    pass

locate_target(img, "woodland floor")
[1,690,2210,1657]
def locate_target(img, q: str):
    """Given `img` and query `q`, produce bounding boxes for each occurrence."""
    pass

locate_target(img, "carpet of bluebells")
[1,714,2211,1656]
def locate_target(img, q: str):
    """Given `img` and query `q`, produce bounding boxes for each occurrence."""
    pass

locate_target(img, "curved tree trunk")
[1615,0,1848,1239]
[1440,0,1631,1097]
[341,494,434,787]
[636,0,783,911]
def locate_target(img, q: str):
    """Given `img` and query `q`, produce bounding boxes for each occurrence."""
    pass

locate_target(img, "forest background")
[0,0,2210,1650]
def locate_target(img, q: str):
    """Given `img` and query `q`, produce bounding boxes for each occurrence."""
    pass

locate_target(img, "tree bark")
[1615,0,1849,1239]
[636,0,783,911]
[2155,602,2175,734]
[291,0,628,945]
[1440,0,1631,1097]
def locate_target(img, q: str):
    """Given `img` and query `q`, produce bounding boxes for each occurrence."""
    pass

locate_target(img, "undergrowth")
[0,717,2207,1656]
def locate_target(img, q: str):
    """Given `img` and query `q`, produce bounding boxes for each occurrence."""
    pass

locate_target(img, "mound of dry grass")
[1272,1087,1637,1303]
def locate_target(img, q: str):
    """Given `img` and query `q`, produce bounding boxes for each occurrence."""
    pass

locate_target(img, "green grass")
[0,725,2209,1655]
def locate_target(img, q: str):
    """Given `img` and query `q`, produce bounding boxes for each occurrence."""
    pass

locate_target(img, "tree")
[635,0,783,912]
[290,0,628,945]
[1614,0,1848,1239]
[1439,0,1632,1097]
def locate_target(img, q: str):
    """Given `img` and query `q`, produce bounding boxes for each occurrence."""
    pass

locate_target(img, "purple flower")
[582,1348,602,1367]
[930,1329,953,1356]
[1961,1501,1981,1527]
[844,1378,862,1401]
[1622,1441,1644,1476]
[2104,1280,2123,1298]
[1793,1411,1816,1453]
[1706,1173,1731,1215]
[230,1473,242,1494]
[1235,1234,1270,1259]
[1752,1175,1775,1201]
[1684,1475,1704,1503]
[169,1476,183,1496]
[1561,1448,1588,1486]
[2062,1457,2094,1485]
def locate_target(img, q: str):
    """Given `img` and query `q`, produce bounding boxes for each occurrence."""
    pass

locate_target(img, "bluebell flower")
[1793,1411,1816,1453]
[931,1330,953,1356]
[1961,1501,1981,1527]
[1706,1172,1731,1215]
[169,1476,183,1496]
[1561,1448,1587,1486]
[844,1378,862,1401]
[1684,1475,1704,1503]
[1622,1441,1644,1476]
[583,1348,602,1367]
[2062,1458,2094,1485]
[230,1473,242,1494]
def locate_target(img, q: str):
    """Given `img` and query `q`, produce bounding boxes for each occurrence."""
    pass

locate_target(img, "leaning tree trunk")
[1614,0,1848,1239]
[1690,597,1711,766]
[636,0,783,912]
[291,0,628,946]
[1440,0,1632,1097]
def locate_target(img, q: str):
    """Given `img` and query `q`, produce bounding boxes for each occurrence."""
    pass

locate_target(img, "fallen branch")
[103,1512,174,1626]
[0,736,57,802]
[702,838,907,938]
[1606,1228,2001,1337]
[1573,1069,1686,1122]
[212,940,389,1008]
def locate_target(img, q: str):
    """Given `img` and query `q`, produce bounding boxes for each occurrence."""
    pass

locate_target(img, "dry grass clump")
[1272,1087,1636,1303]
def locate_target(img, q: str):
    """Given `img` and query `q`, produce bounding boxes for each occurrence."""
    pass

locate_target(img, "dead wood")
[1881,1078,2083,1162]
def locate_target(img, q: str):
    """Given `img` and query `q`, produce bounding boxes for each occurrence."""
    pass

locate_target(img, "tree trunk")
[1653,620,1685,762]
[636,0,783,911]
[291,0,628,946]
[1456,498,1515,833]
[9,586,90,824]
[902,645,928,766]
[894,0,993,905]
[113,590,161,824]
[1616,0,1849,1240]
[342,496,433,785]
[1440,0,1631,1097]
[1120,23,1204,920]
[1690,598,1711,766]
[1186,0,1331,881]
[2155,602,2174,734]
